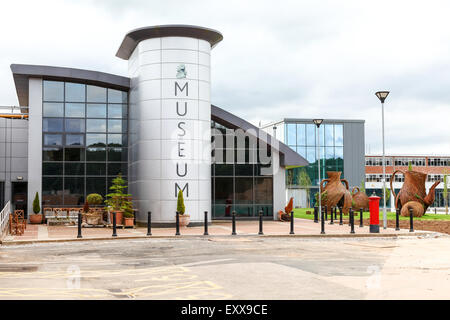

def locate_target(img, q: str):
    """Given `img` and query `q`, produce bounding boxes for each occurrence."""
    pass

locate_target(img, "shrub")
[83,201,90,213]
[177,190,185,215]
[87,193,103,205]
[105,174,133,216]
[32,192,40,214]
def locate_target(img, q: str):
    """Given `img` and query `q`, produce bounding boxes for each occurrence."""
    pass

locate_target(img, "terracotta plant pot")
[86,214,101,225]
[179,214,190,227]
[320,171,352,214]
[109,211,123,225]
[391,170,440,213]
[124,217,134,227]
[29,214,42,224]
[351,187,369,211]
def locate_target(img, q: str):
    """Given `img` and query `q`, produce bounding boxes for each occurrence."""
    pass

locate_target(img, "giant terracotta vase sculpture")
[351,187,369,211]
[390,170,440,217]
[320,171,352,214]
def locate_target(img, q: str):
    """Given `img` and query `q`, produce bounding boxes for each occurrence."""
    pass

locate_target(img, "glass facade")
[285,122,344,186]
[42,80,128,207]
[211,121,273,218]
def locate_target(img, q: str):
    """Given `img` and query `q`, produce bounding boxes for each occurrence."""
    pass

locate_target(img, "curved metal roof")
[116,25,223,60]
[10,64,130,106]
[211,105,309,167]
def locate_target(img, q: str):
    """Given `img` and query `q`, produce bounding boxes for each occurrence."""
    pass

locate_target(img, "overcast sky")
[1,0,449,155]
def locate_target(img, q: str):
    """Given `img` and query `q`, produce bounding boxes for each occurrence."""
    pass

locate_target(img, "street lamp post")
[375,91,390,229]
[313,119,324,227]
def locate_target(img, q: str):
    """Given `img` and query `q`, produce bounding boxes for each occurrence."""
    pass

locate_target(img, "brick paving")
[1,218,430,244]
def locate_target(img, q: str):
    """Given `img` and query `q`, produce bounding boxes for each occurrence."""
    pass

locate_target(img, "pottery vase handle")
[320,179,329,192]
[390,170,404,209]
[352,186,360,194]
[341,179,349,190]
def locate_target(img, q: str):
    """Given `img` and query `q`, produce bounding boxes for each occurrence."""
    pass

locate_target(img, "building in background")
[261,118,365,208]
[365,155,449,210]
[0,25,308,224]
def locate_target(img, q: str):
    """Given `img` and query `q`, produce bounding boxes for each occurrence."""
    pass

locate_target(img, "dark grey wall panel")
[343,122,365,189]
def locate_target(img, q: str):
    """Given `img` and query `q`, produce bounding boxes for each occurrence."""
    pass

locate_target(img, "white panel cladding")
[128,36,213,224]
[27,78,42,219]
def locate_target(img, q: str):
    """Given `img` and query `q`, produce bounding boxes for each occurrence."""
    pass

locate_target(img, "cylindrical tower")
[116,25,223,225]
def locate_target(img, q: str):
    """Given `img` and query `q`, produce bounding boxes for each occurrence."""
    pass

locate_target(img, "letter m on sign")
[175,82,188,97]
[175,183,189,198]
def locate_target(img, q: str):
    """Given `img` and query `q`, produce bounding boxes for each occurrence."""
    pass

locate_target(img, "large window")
[285,122,344,187]
[42,80,128,206]
[211,121,273,218]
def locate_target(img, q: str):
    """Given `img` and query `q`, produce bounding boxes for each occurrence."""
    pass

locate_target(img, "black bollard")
[204,211,209,236]
[325,206,328,221]
[112,211,117,237]
[290,211,294,234]
[175,211,180,236]
[147,211,152,236]
[259,210,264,235]
[350,208,355,234]
[330,207,334,225]
[314,206,318,223]
[359,208,364,228]
[334,207,337,220]
[320,207,325,234]
[395,208,400,231]
[231,211,237,235]
[77,212,82,238]
[409,208,414,232]
[339,206,343,225]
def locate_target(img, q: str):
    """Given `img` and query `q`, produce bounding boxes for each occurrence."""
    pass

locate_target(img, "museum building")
[0,25,309,225]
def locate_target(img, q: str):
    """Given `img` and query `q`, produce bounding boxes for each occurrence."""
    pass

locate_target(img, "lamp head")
[375,91,390,103]
[313,119,323,128]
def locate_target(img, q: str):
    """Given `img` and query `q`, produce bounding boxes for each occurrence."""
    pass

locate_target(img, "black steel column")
[330,207,334,225]
[350,208,355,234]
[77,212,82,238]
[320,207,325,234]
[258,210,264,235]
[112,211,117,237]
[175,211,180,236]
[339,206,343,225]
[204,211,209,236]
[409,208,414,232]
[231,211,237,235]
[314,206,318,223]
[290,211,294,234]
[395,208,400,231]
[359,208,364,228]
[147,211,152,236]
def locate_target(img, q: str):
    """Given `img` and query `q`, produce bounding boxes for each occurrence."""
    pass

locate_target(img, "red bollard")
[369,195,380,233]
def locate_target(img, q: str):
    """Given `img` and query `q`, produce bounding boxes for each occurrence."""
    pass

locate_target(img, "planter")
[124,217,134,227]
[86,214,101,225]
[109,210,123,225]
[179,214,190,227]
[29,214,43,224]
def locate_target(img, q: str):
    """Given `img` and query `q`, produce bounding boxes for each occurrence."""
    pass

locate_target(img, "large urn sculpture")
[351,187,369,211]
[320,171,352,214]
[390,170,440,217]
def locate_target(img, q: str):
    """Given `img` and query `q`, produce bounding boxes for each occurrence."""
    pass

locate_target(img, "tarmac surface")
[0,233,449,299]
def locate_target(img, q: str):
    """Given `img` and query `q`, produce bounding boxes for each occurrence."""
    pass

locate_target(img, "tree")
[384,187,391,206]
[177,190,186,215]
[32,192,40,214]
[104,173,132,215]
[297,168,312,206]
[408,161,413,171]
[360,178,366,193]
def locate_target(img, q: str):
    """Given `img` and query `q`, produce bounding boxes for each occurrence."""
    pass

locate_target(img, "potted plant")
[122,197,134,227]
[177,190,190,227]
[85,193,104,225]
[105,173,132,226]
[29,192,43,224]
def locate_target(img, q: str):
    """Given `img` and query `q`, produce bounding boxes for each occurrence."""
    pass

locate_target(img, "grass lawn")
[293,208,450,221]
